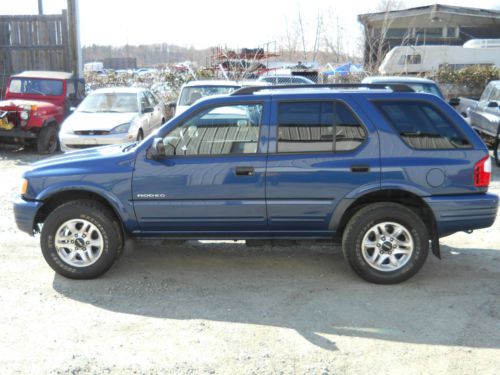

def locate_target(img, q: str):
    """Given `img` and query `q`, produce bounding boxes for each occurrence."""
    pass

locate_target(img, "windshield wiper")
[122,141,138,152]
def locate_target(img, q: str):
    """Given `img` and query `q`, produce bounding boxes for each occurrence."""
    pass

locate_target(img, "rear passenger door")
[145,90,163,129]
[266,97,381,232]
[138,92,152,134]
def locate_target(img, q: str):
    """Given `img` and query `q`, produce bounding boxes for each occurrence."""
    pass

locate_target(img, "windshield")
[179,85,240,106]
[406,83,443,98]
[77,93,139,113]
[8,78,63,96]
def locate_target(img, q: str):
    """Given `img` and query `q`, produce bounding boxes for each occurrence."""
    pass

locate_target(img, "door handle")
[351,165,370,173]
[235,166,255,176]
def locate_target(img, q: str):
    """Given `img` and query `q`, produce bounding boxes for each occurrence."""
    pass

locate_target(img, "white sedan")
[59,87,166,152]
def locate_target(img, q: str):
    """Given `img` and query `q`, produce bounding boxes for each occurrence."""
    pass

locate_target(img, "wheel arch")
[332,189,440,258]
[34,189,127,240]
[42,117,59,128]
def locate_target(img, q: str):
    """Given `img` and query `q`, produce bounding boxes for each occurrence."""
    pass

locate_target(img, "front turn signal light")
[20,178,28,195]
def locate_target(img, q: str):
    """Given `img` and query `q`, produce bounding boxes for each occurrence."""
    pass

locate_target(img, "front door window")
[164,104,263,156]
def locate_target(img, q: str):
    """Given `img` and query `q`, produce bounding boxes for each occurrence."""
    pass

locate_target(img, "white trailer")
[379,40,500,75]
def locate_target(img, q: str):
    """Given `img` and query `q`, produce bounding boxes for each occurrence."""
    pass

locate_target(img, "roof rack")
[231,83,415,96]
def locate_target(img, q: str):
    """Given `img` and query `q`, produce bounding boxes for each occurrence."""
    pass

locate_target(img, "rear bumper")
[424,193,499,236]
[13,195,43,235]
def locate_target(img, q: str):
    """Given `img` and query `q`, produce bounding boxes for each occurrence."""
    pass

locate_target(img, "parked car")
[59,87,166,152]
[174,80,241,116]
[0,71,85,153]
[361,76,445,98]
[14,84,498,284]
[257,75,316,85]
[450,80,500,165]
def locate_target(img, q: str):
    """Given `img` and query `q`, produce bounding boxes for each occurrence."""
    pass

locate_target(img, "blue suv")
[13,84,499,284]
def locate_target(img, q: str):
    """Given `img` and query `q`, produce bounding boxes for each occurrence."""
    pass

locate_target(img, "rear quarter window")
[375,101,471,149]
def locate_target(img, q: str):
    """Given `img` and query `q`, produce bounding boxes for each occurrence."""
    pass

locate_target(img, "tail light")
[474,156,491,188]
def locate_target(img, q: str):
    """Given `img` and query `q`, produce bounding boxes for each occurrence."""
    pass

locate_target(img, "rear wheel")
[41,200,123,279]
[342,202,429,284]
[37,126,58,154]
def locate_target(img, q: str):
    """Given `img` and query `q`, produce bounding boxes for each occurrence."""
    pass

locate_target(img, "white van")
[379,40,500,75]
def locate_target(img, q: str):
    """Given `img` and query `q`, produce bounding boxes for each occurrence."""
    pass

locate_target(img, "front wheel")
[37,126,59,154]
[342,203,429,284]
[494,137,500,167]
[136,129,144,141]
[41,200,123,279]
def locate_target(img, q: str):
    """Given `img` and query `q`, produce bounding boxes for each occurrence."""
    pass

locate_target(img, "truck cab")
[0,71,85,153]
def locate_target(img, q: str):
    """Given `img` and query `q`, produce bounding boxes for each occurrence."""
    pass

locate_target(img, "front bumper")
[13,195,43,235]
[0,128,38,140]
[424,193,499,237]
[60,132,134,151]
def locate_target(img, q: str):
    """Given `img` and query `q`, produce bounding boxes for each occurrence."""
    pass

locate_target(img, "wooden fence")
[0,12,71,98]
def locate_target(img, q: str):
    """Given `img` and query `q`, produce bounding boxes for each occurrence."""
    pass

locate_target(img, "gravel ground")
[0,145,499,375]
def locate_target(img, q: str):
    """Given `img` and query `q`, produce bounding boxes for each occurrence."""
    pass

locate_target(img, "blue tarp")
[324,63,364,76]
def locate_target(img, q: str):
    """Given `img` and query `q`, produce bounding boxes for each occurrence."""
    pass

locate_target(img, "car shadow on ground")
[52,241,500,351]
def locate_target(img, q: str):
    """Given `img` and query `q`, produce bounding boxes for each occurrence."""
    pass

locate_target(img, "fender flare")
[36,182,134,233]
[42,117,58,128]
[329,186,441,259]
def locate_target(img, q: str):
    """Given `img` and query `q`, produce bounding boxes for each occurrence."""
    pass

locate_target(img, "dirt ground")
[0,146,499,375]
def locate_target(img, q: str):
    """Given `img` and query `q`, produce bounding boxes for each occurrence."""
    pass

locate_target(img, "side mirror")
[487,101,498,108]
[142,107,154,114]
[147,137,166,159]
[448,97,460,107]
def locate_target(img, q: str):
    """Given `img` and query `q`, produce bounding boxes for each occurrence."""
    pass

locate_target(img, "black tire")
[37,126,58,154]
[137,129,144,141]
[342,202,429,284]
[41,200,123,279]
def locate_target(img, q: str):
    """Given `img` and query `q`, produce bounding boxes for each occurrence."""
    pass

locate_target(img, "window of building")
[164,104,262,156]
[375,101,471,149]
[446,27,457,37]
[415,27,443,39]
[386,28,411,38]
[277,101,366,153]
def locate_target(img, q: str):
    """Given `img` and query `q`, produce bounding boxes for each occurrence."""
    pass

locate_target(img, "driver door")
[132,101,269,233]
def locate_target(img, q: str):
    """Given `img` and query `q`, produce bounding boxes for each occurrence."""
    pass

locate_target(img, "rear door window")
[375,101,471,149]
[277,101,366,153]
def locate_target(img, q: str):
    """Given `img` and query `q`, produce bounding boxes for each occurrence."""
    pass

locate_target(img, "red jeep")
[0,71,85,153]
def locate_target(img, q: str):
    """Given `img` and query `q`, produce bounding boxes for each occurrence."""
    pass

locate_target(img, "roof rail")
[231,83,415,96]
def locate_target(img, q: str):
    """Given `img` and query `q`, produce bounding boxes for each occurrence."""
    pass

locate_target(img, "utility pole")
[38,0,43,15]
[66,0,82,77]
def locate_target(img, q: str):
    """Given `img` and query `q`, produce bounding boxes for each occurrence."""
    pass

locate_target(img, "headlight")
[110,122,131,134]
[20,111,29,120]
[20,178,28,195]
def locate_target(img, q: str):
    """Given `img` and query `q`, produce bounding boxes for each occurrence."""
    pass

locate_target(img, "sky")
[2,0,500,56]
